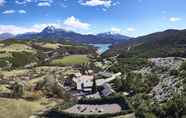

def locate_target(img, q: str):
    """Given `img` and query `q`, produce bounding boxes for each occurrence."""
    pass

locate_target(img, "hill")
[105,29,186,57]
[0,40,97,69]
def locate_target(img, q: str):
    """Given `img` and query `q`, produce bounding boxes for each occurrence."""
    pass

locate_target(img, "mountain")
[15,26,131,44]
[0,33,15,40]
[97,32,131,40]
[105,29,186,57]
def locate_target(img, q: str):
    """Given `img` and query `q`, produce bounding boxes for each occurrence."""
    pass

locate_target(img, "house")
[73,75,94,92]
[73,72,121,94]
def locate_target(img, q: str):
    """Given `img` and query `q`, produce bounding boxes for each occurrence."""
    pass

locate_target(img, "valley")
[1,0,186,118]
[0,28,185,118]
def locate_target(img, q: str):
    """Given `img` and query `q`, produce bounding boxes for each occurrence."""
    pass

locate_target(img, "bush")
[47,95,133,118]
[11,52,38,68]
[180,61,186,71]
[24,91,43,101]
[78,95,130,110]
[170,69,179,76]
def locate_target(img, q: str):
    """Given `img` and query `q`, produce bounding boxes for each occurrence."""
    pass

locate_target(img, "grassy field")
[41,43,62,49]
[0,43,36,53]
[0,69,30,78]
[0,98,56,118]
[51,55,89,65]
[0,52,12,58]
[41,43,86,49]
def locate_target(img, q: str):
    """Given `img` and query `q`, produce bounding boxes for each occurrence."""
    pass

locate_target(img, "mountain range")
[105,29,186,57]
[0,33,15,40]
[12,26,131,44]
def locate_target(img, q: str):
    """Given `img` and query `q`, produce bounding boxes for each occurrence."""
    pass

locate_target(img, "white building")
[73,72,121,94]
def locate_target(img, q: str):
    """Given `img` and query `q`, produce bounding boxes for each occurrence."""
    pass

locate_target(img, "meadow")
[51,55,89,65]
[0,98,56,118]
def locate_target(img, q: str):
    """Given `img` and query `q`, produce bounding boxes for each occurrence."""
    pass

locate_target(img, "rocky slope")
[134,57,185,102]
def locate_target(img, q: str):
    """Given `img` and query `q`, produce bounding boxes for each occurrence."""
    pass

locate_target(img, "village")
[0,66,133,118]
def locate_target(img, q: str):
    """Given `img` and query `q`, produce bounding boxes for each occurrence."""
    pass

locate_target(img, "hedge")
[46,109,133,118]
[44,95,134,118]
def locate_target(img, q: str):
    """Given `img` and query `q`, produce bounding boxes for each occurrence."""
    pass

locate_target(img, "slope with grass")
[0,98,56,118]
[51,55,89,66]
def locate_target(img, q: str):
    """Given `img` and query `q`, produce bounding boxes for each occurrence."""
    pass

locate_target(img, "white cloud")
[16,0,53,6]
[113,1,120,6]
[0,0,5,6]
[102,8,107,12]
[2,10,27,14]
[18,10,26,14]
[38,2,51,6]
[0,23,61,34]
[33,23,60,30]
[2,10,16,14]
[0,16,90,34]
[79,0,112,8]
[15,0,32,5]
[39,0,53,2]
[64,16,90,30]
[111,27,121,33]
[0,25,38,34]
[37,0,53,7]
[127,27,136,32]
[169,17,182,22]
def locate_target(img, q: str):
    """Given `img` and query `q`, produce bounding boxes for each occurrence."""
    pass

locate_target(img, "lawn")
[51,55,89,65]
[0,98,56,118]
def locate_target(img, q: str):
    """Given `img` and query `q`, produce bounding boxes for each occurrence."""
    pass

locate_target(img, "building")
[73,72,121,95]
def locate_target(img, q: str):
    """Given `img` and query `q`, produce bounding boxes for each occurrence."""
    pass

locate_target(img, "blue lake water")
[90,44,112,54]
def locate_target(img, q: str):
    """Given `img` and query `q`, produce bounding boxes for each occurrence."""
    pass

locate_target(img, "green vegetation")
[105,29,186,58]
[11,51,38,68]
[113,72,159,94]
[50,95,133,118]
[0,40,98,118]
[112,113,136,118]
[127,93,186,118]
[109,57,149,73]
[51,55,89,66]
[0,98,56,118]
[41,43,62,49]
[0,43,36,53]
[11,82,24,98]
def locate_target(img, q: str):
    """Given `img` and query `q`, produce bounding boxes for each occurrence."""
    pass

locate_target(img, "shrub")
[170,69,179,76]
[180,61,186,71]
[24,91,43,101]
[11,52,38,68]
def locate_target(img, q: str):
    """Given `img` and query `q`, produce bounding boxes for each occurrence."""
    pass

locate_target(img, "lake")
[90,44,112,54]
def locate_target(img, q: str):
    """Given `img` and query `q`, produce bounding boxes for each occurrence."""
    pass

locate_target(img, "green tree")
[92,76,97,94]
[11,82,24,98]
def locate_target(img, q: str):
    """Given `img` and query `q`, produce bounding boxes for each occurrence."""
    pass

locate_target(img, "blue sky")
[0,0,186,37]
